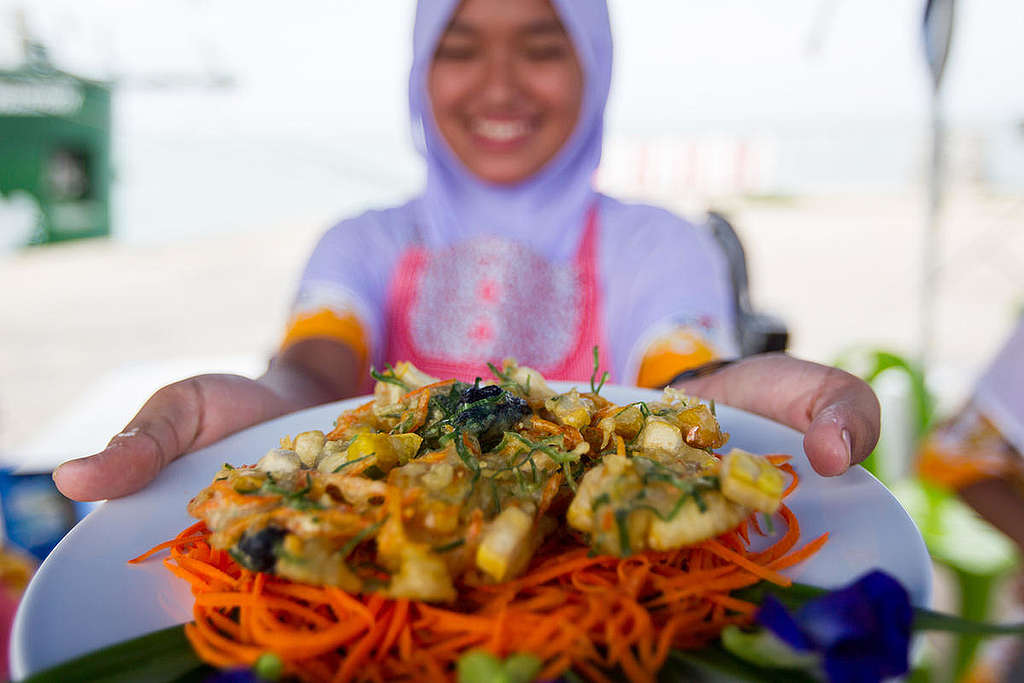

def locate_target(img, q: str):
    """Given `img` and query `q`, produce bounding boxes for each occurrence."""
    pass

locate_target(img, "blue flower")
[756,570,912,683]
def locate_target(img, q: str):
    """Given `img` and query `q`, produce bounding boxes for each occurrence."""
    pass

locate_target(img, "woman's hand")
[52,340,363,501]
[52,374,296,501]
[673,353,880,476]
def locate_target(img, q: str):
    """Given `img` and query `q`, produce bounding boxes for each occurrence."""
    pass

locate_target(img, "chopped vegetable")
[720,448,786,513]
[145,360,816,682]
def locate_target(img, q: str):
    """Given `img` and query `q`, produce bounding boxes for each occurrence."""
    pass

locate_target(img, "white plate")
[10,384,932,678]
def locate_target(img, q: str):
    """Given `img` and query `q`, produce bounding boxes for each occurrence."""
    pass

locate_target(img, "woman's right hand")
[53,340,363,501]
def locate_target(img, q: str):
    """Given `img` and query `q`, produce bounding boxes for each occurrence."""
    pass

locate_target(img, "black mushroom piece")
[232,525,287,573]
[453,382,530,451]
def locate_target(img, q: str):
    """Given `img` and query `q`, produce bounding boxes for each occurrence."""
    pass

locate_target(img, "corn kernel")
[346,434,378,460]
[476,507,533,581]
[232,474,263,494]
[390,433,423,462]
[720,449,784,513]
[345,433,423,472]
[282,533,303,556]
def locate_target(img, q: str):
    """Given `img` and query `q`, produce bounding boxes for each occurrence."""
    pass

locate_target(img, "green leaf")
[338,517,387,559]
[21,624,213,683]
[661,645,819,683]
[590,345,609,394]
[370,365,408,390]
[333,453,373,473]
[913,608,1024,636]
[731,580,827,611]
[432,538,466,553]
[503,653,543,683]
[254,652,283,680]
[720,625,819,670]
[457,650,506,683]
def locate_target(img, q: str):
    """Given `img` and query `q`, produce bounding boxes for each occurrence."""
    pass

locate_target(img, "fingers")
[803,368,880,475]
[674,353,880,476]
[53,378,206,501]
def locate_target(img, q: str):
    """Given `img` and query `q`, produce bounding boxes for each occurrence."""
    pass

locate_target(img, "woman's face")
[428,0,584,185]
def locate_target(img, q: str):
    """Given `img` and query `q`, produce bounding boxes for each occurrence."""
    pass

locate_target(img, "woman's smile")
[469,115,538,148]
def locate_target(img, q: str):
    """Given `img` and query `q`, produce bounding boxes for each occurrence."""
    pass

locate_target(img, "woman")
[282,0,734,388]
[53,0,878,502]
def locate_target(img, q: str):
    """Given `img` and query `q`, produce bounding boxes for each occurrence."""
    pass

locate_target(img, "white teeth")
[473,119,531,142]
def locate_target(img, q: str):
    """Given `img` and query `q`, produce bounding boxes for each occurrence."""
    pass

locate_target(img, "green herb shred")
[590,346,609,394]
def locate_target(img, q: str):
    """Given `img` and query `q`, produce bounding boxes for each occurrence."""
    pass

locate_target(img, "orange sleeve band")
[280,309,370,368]
[635,328,718,388]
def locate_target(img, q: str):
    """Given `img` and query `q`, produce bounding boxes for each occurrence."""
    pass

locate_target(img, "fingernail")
[841,428,853,466]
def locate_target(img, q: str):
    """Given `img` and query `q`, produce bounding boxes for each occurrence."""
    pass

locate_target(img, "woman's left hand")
[672,353,880,476]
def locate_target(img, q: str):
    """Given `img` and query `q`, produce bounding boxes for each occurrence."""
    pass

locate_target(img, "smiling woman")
[428,0,584,185]
[54,0,879,541]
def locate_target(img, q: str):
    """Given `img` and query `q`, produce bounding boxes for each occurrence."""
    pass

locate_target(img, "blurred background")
[1,0,1023,678]
[3,0,1024,459]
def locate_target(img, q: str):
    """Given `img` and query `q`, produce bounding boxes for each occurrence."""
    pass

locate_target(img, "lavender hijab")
[408,0,613,263]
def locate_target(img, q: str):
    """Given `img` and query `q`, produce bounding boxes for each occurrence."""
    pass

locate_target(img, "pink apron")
[384,208,611,383]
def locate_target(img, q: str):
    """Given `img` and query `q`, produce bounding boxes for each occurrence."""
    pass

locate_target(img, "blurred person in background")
[51,0,879,502]
[918,318,1024,550]
[917,318,1024,682]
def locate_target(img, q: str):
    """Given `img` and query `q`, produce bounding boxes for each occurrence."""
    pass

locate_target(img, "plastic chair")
[837,349,1020,681]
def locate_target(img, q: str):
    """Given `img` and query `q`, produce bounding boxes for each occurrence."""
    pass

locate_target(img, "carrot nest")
[132,458,826,683]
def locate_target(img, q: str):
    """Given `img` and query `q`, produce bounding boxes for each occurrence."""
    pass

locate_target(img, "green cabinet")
[0,66,111,245]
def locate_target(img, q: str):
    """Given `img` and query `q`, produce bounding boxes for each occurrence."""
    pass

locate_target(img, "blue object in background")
[0,469,77,561]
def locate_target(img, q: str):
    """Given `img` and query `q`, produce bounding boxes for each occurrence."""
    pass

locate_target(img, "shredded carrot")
[779,462,799,498]
[406,392,431,433]
[701,539,792,587]
[129,521,209,563]
[136,490,824,683]
[403,379,457,401]
[325,401,376,440]
[536,472,564,520]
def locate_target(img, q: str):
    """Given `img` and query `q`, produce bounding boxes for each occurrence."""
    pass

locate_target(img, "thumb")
[802,400,877,477]
[53,374,295,501]
[53,379,205,501]
[53,428,172,502]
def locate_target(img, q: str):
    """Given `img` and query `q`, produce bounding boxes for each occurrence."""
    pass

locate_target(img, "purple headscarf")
[408,0,614,263]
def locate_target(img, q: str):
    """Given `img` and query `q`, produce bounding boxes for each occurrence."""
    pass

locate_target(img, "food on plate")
[185,360,787,601]
[135,360,825,682]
